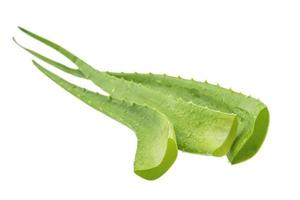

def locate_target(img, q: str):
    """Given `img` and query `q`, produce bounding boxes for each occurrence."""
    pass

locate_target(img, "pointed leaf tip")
[12,37,21,48]
[12,37,27,50]
[12,37,20,46]
[18,26,27,33]
[32,60,40,68]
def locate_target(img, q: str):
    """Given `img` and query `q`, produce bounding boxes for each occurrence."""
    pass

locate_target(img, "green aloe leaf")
[31,60,177,180]
[14,26,270,179]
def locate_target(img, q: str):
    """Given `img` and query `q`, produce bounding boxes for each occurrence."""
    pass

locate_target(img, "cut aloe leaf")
[32,60,178,180]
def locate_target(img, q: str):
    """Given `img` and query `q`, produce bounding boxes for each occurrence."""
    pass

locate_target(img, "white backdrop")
[1,0,299,199]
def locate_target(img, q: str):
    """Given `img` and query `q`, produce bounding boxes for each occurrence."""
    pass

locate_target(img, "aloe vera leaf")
[31,60,177,180]
[17,27,238,156]
[108,73,270,164]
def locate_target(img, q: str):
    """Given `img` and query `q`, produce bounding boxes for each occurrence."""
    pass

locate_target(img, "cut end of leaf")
[228,107,270,164]
[134,138,178,180]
